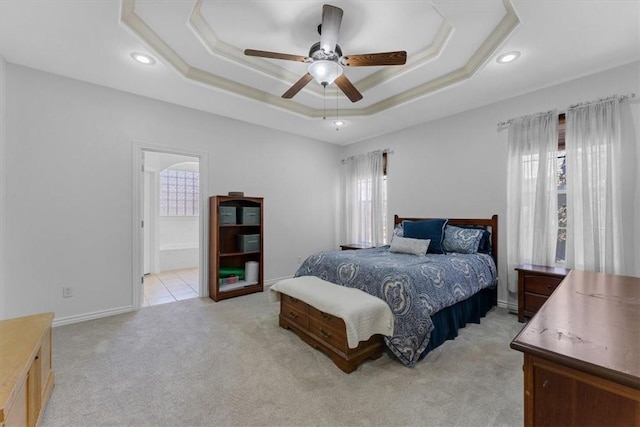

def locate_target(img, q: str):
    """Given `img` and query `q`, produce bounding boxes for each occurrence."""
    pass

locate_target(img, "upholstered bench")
[270,276,394,373]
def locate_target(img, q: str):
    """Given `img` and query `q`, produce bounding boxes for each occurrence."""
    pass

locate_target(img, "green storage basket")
[219,267,245,279]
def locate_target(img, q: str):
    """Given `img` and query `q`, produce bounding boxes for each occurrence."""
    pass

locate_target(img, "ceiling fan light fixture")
[244,4,401,102]
[496,51,520,64]
[308,60,343,86]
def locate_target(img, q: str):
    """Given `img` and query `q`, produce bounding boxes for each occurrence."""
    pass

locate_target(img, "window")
[382,153,388,242]
[508,98,629,278]
[382,175,388,242]
[556,115,566,262]
[159,168,199,216]
[356,174,388,243]
[343,151,388,246]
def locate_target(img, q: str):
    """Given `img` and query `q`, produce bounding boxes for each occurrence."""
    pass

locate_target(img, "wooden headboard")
[393,215,499,271]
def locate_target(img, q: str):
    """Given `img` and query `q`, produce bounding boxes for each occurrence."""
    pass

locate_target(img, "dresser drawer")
[280,299,308,329]
[524,275,563,296]
[308,317,348,351]
[524,293,549,314]
[516,265,570,322]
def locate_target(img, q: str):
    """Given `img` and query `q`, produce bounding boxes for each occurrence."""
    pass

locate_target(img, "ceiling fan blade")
[244,49,310,63]
[334,74,363,103]
[341,51,407,67]
[320,4,343,54]
[282,73,314,99]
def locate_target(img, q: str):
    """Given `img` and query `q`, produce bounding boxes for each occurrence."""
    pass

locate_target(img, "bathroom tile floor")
[143,267,199,307]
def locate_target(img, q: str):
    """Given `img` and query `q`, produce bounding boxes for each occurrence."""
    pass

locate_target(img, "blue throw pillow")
[402,219,448,254]
[442,225,484,254]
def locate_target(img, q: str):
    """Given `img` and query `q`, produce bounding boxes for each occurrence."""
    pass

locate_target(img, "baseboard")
[52,305,135,327]
[497,299,518,314]
[51,285,514,327]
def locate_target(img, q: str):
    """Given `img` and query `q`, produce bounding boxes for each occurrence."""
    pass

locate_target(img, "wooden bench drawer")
[308,318,348,352]
[282,294,307,310]
[280,299,308,329]
[278,292,384,373]
[308,306,346,331]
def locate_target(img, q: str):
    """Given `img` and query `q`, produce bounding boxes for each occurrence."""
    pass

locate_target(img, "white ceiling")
[1,0,639,145]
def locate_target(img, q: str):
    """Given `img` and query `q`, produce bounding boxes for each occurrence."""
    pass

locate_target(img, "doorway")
[134,145,208,309]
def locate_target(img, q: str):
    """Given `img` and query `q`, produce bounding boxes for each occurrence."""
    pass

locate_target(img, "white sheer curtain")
[565,98,626,275]
[506,111,559,292]
[342,150,386,246]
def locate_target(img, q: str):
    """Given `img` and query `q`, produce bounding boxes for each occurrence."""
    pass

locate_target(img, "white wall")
[3,60,638,322]
[342,61,640,309]
[158,217,199,250]
[0,56,6,319]
[2,64,341,321]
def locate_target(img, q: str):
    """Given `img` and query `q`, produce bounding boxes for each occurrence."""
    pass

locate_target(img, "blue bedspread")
[294,246,497,367]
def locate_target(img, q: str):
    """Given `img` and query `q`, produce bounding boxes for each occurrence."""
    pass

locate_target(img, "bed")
[294,215,498,367]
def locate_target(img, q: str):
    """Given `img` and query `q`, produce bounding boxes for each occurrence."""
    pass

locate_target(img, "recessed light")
[496,51,520,64]
[334,120,345,127]
[131,52,155,65]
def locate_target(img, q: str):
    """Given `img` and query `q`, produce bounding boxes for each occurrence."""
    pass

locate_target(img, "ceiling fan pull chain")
[323,84,326,120]
[335,85,340,131]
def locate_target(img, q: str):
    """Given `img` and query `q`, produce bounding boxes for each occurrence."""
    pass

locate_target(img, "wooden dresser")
[511,270,640,426]
[0,313,55,427]
[279,294,383,373]
[516,264,570,322]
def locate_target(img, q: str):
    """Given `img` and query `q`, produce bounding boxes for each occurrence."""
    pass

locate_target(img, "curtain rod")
[496,109,555,130]
[497,92,636,131]
[341,148,393,163]
[567,92,636,109]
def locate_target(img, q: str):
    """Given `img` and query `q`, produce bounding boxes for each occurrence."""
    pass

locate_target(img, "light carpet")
[41,291,525,427]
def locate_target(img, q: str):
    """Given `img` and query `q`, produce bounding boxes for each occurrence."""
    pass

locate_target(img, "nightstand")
[516,264,570,322]
[340,243,375,250]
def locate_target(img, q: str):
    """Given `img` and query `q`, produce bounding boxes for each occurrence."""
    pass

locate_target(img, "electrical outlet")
[297,256,302,264]
[62,287,73,298]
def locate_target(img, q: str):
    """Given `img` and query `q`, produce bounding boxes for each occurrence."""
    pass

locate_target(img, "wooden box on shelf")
[516,264,570,322]
[209,195,264,302]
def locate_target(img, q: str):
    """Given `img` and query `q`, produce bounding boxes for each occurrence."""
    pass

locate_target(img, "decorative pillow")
[389,235,430,256]
[393,224,404,237]
[402,218,448,254]
[477,230,492,253]
[457,225,492,254]
[442,225,484,254]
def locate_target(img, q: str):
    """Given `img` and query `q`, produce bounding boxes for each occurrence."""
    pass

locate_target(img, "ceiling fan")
[244,4,407,103]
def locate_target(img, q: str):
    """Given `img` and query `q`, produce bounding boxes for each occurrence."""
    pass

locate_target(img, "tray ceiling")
[121,0,518,117]
[1,1,638,144]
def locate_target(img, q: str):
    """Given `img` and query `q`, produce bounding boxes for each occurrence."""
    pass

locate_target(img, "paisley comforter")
[294,246,497,367]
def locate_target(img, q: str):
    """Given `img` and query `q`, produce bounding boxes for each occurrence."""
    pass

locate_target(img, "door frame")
[132,141,209,309]
[143,169,155,275]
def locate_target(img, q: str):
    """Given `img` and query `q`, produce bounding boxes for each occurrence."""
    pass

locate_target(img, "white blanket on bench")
[270,276,395,349]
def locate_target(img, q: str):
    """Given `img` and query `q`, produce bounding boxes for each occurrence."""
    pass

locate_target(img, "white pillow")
[389,235,430,256]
